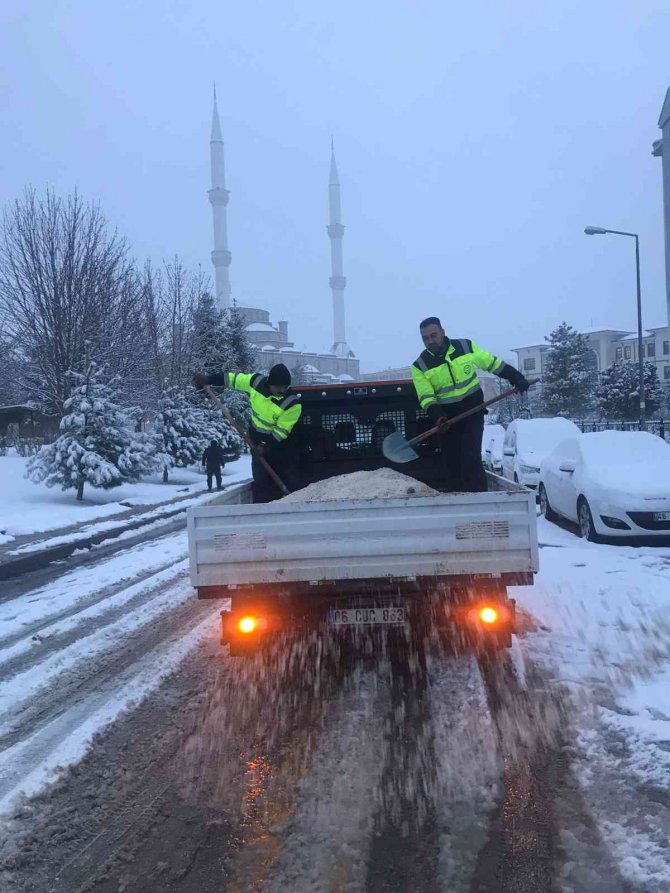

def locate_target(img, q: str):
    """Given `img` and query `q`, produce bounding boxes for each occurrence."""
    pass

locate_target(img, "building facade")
[513,325,670,386]
[652,87,670,330]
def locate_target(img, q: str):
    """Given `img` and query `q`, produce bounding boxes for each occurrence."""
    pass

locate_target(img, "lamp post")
[584,226,645,427]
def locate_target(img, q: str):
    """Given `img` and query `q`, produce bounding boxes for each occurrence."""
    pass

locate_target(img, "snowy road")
[0,514,668,891]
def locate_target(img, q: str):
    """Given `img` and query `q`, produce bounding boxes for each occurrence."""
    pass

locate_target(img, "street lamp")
[584,226,645,427]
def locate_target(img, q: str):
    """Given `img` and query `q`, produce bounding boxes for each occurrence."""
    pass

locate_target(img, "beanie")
[267,363,291,386]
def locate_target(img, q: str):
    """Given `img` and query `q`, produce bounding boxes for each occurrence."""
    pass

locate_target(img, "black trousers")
[206,466,222,490]
[437,411,488,492]
[251,442,301,503]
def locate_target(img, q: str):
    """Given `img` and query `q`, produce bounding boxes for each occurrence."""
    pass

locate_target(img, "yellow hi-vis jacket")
[225,371,302,443]
[411,339,507,417]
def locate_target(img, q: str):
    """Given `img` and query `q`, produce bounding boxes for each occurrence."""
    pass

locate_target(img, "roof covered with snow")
[246,322,276,332]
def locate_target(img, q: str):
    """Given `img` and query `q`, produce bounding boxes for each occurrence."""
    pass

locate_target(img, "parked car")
[501,418,581,489]
[482,424,506,474]
[539,431,670,541]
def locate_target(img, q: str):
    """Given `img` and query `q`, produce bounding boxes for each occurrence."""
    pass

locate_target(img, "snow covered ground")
[513,517,670,890]
[0,455,252,545]
[0,528,221,816]
[0,471,669,888]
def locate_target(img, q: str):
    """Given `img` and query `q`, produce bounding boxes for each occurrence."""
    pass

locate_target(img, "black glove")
[427,404,448,422]
[254,441,269,457]
[500,365,530,394]
[192,372,210,390]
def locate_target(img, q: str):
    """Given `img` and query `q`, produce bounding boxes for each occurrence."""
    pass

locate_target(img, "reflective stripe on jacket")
[411,339,505,412]
[226,372,302,442]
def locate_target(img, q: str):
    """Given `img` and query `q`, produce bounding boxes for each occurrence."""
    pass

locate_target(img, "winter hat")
[268,363,291,387]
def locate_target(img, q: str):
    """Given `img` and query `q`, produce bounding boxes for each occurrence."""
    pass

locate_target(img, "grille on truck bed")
[294,379,443,490]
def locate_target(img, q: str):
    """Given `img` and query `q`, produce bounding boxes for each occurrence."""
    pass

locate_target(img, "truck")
[187,379,539,657]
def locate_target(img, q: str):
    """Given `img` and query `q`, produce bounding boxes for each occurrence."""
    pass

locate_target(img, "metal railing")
[573,418,667,441]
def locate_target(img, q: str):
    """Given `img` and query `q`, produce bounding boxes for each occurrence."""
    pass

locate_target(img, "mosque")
[208,90,360,383]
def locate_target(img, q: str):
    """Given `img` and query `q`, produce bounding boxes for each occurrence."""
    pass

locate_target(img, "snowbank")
[280,468,439,503]
[0,455,252,543]
[514,518,670,888]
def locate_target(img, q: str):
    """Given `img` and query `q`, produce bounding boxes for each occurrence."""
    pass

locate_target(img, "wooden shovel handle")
[411,380,539,447]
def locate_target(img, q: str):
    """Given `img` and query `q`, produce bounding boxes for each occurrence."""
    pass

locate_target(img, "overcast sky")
[1,1,669,371]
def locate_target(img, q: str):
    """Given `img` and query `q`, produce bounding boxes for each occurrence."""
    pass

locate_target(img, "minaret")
[328,140,350,356]
[653,87,670,326]
[209,85,232,309]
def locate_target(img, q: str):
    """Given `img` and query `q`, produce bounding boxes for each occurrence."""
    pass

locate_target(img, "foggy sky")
[1,0,669,371]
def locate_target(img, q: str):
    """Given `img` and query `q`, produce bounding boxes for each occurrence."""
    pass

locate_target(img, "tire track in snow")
[0,604,219,815]
[0,558,189,679]
[0,529,190,651]
[257,667,387,893]
[0,574,217,762]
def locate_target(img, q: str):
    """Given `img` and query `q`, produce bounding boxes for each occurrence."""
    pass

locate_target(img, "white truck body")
[187,477,539,590]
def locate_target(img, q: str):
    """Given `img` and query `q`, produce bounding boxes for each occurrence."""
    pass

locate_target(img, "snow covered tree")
[155,384,207,482]
[201,407,244,460]
[596,361,664,420]
[540,323,597,417]
[27,365,161,501]
[221,303,256,372]
[191,292,227,375]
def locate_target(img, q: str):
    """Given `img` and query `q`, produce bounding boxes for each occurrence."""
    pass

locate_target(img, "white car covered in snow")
[501,417,581,489]
[539,431,670,541]
[481,424,506,474]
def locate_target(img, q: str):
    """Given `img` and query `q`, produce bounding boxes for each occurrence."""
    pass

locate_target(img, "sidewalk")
[0,458,252,581]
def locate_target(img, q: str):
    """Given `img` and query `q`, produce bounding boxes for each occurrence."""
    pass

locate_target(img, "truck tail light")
[238,616,258,634]
[464,603,511,628]
[479,606,499,625]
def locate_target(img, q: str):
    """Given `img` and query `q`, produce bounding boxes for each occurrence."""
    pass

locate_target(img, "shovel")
[383,384,534,464]
[202,384,291,496]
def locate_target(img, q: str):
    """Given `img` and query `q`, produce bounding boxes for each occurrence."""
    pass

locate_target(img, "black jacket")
[202,444,225,469]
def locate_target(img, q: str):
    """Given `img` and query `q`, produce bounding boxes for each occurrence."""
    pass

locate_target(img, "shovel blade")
[382,432,419,464]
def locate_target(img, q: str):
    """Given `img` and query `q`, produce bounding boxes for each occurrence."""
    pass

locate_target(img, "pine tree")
[191,292,228,375]
[27,365,161,501]
[540,323,598,417]
[221,303,257,372]
[596,361,664,420]
[201,408,244,459]
[155,384,207,482]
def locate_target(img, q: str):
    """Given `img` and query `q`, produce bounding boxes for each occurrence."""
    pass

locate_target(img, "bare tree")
[141,258,210,399]
[0,188,144,414]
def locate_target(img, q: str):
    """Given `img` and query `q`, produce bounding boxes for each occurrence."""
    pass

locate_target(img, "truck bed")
[187,475,539,590]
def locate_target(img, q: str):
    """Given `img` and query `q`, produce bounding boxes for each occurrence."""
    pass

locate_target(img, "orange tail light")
[238,616,258,634]
[479,607,499,625]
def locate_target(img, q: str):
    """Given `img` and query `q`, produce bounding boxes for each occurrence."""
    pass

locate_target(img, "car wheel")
[539,483,558,522]
[577,497,599,543]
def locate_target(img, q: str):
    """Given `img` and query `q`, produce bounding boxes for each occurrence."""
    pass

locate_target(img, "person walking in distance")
[202,439,225,492]
[193,364,302,503]
[412,316,529,492]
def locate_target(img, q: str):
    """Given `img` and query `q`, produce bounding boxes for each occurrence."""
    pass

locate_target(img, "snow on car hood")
[517,449,545,468]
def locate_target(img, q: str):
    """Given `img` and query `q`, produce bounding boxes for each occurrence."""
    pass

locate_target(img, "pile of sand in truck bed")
[279,467,439,503]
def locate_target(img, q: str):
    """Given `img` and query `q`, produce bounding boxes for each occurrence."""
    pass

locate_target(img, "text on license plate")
[653,511,670,521]
[328,607,406,626]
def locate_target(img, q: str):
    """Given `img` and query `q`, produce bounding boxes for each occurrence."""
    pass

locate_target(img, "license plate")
[328,606,407,626]
[653,511,670,521]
